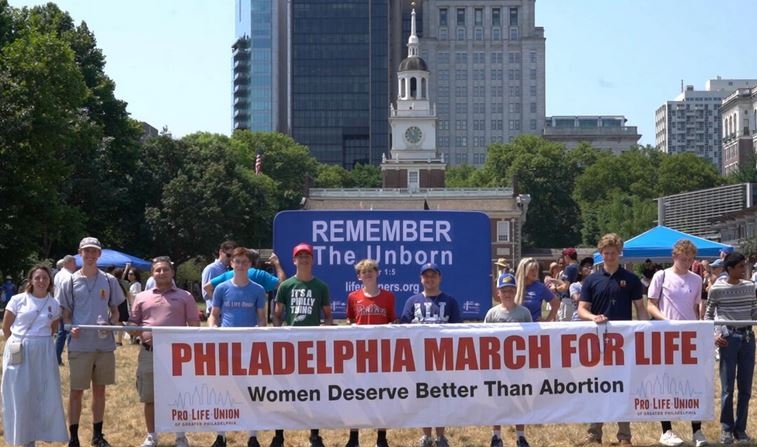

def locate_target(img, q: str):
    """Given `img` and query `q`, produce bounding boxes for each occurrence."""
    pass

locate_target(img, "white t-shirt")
[7,292,62,336]
[648,268,702,321]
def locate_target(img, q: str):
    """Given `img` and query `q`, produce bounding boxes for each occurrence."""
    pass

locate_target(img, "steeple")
[408,2,419,58]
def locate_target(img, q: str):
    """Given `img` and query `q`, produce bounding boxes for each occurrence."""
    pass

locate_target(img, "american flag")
[255,153,262,175]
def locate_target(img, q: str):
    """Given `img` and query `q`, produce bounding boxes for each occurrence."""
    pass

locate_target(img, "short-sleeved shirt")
[561,263,579,284]
[201,260,227,301]
[212,280,267,327]
[56,270,126,352]
[647,268,702,321]
[275,277,330,326]
[580,267,642,321]
[521,281,555,322]
[210,268,279,292]
[347,289,397,325]
[400,292,462,324]
[6,292,61,336]
[130,286,200,342]
[484,303,532,323]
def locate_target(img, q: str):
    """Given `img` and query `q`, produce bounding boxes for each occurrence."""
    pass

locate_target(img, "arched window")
[421,78,427,98]
[400,78,406,99]
[410,77,417,99]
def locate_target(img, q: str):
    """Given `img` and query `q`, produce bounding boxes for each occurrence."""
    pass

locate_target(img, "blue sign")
[273,210,492,320]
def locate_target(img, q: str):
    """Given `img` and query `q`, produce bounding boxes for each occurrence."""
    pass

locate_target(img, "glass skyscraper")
[289,0,389,167]
[233,0,287,132]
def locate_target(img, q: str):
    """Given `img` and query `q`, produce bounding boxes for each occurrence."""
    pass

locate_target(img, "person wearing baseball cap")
[271,242,332,447]
[485,272,533,447]
[56,236,126,447]
[400,262,462,447]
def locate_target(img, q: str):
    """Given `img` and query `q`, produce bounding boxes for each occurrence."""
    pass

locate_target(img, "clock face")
[404,126,423,144]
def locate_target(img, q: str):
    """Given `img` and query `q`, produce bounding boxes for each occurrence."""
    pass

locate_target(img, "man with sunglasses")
[200,240,237,317]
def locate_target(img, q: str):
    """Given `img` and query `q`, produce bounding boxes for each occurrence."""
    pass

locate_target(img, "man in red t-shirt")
[345,259,397,447]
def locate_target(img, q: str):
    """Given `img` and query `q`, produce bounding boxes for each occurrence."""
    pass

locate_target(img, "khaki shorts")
[68,351,116,390]
[136,347,154,403]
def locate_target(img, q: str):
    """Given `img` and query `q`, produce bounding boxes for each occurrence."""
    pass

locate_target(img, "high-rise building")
[721,87,757,175]
[287,0,390,168]
[543,115,641,154]
[232,0,288,132]
[655,78,757,172]
[420,0,545,166]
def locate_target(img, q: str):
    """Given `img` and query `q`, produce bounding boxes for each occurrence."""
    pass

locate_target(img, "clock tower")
[382,3,445,190]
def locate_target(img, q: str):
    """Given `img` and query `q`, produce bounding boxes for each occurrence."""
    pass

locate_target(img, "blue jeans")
[719,331,755,433]
[55,325,69,364]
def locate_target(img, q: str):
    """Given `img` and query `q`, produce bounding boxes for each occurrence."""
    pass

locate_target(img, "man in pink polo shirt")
[129,256,200,447]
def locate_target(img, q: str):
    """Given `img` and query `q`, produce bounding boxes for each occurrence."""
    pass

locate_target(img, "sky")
[9,0,757,145]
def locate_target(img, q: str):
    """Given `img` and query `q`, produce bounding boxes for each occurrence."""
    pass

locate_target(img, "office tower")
[232,0,287,132]
[655,78,757,172]
[420,0,545,166]
[287,0,390,167]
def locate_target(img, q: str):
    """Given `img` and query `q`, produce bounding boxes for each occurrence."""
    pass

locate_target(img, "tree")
[573,147,722,245]
[143,133,278,263]
[0,18,89,275]
[350,163,381,188]
[478,135,582,247]
[231,131,319,210]
[315,164,352,188]
[9,3,142,258]
[656,152,721,196]
[445,164,481,187]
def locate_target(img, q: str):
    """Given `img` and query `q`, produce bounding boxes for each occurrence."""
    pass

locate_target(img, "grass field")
[2,331,756,447]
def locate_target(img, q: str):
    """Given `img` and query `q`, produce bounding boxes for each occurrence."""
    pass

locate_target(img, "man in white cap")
[56,237,125,447]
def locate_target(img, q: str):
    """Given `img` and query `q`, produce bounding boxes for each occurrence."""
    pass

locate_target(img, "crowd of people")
[1,232,756,447]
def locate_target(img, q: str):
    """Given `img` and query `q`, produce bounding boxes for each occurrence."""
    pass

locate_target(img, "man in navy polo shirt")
[577,233,648,447]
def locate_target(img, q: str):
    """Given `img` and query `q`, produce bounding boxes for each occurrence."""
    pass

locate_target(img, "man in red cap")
[271,242,332,447]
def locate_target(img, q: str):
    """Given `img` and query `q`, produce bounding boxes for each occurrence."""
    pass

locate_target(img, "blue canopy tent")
[75,249,152,270]
[593,225,733,264]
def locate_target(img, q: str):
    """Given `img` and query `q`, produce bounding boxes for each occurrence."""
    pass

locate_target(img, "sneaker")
[376,438,390,447]
[659,430,684,446]
[310,435,326,447]
[176,436,191,447]
[490,436,503,447]
[734,432,752,443]
[516,437,530,447]
[140,435,157,447]
[721,431,734,445]
[68,440,80,447]
[346,439,360,447]
[248,437,261,447]
[435,436,449,447]
[693,429,708,447]
[211,435,227,447]
[269,436,285,447]
[91,435,112,447]
[419,436,434,447]
[575,435,601,446]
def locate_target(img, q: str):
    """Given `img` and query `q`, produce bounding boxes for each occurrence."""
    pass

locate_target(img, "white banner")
[153,321,714,432]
